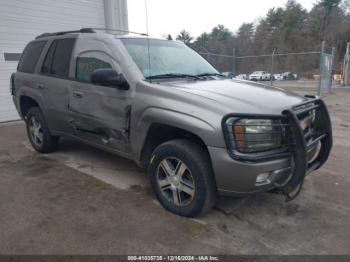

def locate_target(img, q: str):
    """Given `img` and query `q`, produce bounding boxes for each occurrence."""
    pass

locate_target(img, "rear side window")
[76,51,113,82]
[41,41,57,74]
[18,41,47,73]
[41,38,75,78]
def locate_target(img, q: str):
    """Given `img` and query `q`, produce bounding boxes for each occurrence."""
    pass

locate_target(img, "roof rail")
[35,28,95,39]
[35,28,148,40]
[88,27,148,36]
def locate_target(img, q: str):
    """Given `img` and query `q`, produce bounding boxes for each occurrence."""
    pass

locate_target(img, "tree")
[176,30,193,46]
[179,0,350,76]
[279,1,306,44]
[266,7,284,30]
[195,32,210,48]
[319,0,342,11]
[236,23,254,56]
[237,23,254,40]
[210,24,233,41]
[341,0,350,12]
[317,0,342,39]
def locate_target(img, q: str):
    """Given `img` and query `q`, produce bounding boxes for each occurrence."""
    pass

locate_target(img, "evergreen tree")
[176,30,193,46]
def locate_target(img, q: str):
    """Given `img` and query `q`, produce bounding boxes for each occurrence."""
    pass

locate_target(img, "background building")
[0,0,128,122]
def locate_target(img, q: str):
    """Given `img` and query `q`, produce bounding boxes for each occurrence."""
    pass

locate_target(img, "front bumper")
[208,146,291,195]
[211,97,333,196]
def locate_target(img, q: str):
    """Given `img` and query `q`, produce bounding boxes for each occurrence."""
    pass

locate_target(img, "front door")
[68,50,132,153]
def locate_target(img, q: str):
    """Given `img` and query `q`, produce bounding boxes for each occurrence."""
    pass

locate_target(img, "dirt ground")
[0,86,349,255]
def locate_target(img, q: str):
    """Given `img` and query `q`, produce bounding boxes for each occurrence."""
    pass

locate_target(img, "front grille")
[296,105,317,141]
[292,100,327,165]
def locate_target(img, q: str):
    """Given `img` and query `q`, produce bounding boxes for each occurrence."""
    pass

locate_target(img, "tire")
[25,107,59,153]
[148,139,216,217]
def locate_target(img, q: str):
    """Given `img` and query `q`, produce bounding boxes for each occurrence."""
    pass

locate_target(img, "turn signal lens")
[233,123,244,148]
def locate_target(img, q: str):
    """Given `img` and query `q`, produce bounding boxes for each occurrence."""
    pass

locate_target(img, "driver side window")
[76,51,113,83]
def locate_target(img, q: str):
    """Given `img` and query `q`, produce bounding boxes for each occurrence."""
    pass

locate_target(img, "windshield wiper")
[146,73,201,80]
[196,73,225,77]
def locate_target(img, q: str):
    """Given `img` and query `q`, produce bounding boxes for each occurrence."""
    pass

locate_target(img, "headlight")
[228,118,286,153]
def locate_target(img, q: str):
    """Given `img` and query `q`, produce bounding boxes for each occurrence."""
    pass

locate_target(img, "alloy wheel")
[28,116,44,147]
[156,157,195,207]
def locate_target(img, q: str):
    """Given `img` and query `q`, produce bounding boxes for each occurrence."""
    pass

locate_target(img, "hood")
[165,79,307,115]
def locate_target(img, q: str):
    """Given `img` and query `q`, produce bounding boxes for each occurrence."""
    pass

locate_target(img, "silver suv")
[11,29,332,217]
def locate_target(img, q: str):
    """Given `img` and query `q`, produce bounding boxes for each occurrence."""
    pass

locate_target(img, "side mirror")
[91,68,130,90]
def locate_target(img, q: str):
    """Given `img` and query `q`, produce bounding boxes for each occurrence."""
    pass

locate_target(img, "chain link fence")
[199,52,234,74]
[198,41,336,96]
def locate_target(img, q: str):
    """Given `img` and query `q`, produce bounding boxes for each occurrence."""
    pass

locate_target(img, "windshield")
[120,38,219,78]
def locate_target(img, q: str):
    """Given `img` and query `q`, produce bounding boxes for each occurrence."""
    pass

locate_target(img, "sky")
[127,0,316,38]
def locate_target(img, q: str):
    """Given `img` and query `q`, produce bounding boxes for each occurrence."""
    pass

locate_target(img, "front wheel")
[148,139,216,217]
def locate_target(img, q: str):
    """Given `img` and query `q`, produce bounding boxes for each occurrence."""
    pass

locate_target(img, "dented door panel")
[68,81,131,152]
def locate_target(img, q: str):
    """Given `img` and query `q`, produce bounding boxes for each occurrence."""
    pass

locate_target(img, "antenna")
[145,0,152,82]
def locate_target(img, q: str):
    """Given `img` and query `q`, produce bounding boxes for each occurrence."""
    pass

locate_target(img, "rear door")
[37,38,75,133]
[68,46,132,153]
[14,40,47,117]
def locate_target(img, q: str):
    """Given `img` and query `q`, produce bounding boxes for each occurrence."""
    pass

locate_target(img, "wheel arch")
[19,95,42,118]
[138,122,212,169]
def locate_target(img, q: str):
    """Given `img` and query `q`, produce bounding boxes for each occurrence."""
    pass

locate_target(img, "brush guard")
[277,97,333,201]
[222,96,333,201]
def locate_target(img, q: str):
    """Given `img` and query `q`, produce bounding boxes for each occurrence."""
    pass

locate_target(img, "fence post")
[232,48,236,77]
[318,41,326,96]
[270,49,276,87]
[329,47,336,92]
[343,43,349,86]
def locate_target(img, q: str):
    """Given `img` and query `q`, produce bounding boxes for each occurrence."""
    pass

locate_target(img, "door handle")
[73,91,83,99]
[36,83,44,90]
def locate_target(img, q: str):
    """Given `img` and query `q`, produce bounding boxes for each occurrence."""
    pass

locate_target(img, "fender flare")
[130,107,223,160]
[17,88,47,119]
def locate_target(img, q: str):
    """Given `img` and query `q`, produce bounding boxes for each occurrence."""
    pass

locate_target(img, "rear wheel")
[148,139,216,217]
[26,107,59,153]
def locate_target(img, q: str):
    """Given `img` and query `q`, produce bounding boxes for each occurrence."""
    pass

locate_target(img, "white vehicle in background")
[274,74,283,81]
[249,71,272,81]
[235,74,248,80]
[221,72,234,78]
[282,72,298,80]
